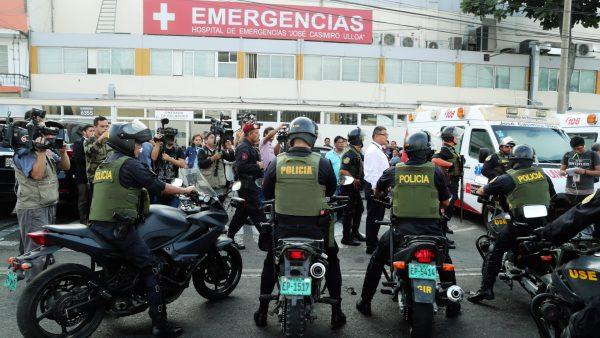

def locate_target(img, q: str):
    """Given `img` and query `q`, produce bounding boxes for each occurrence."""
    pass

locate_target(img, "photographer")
[151,128,186,207]
[259,124,285,169]
[84,116,112,196]
[13,109,70,282]
[197,132,234,190]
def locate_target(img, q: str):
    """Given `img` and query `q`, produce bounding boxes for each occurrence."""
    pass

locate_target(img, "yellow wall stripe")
[237,52,245,78]
[455,63,462,87]
[135,49,150,76]
[525,67,530,92]
[296,54,303,80]
[30,46,38,75]
[596,70,600,94]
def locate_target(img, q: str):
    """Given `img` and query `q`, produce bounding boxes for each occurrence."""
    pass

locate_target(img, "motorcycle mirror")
[340,176,355,186]
[255,178,264,187]
[478,147,490,164]
[231,181,242,191]
[172,178,183,187]
[522,205,548,219]
[474,176,488,185]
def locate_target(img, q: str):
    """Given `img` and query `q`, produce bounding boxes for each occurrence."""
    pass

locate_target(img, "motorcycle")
[375,214,464,338]
[259,176,351,337]
[8,174,242,338]
[520,237,600,338]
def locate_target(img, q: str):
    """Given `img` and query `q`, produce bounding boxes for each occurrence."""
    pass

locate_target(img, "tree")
[461,0,600,108]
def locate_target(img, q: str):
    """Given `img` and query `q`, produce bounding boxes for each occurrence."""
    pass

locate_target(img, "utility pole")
[557,0,572,114]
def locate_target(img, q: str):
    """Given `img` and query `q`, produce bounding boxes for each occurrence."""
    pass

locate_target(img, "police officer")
[88,120,195,337]
[482,137,515,180]
[356,132,460,317]
[559,136,600,207]
[468,144,556,303]
[254,117,346,329]
[84,116,112,196]
[432,126,464,236]
[227,122,266,250]
[534,190,600,337]
[339,128,365,246]
[13,109,70,282]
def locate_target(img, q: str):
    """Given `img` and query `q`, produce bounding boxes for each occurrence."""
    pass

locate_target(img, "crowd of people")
[9,109,600,337]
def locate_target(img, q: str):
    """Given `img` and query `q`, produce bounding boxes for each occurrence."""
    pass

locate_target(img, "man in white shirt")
[364,126,390,254]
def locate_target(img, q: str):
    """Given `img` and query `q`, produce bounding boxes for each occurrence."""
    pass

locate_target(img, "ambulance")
[406,105,571,222]
[559,112,600,148]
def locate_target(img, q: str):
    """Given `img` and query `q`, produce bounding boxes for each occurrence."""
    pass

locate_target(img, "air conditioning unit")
[577,43,594,57]
[371,33,381,45]
[448,37,463,50]
[401,36,416,48]
[382,33,396,46]
[425,40,439,49]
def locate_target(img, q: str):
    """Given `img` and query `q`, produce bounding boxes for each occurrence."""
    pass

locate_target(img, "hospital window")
[281,111,320,123]
[217,52,237,78]
[360,58,379,83]
[95,49,134,75]
[538,68,596,93]
[385,61,454,86]
[246,54,294,79]
[62,48,87,74]
[361,114,393,126]
[461,64,525,90]
[327,113,358,125]
[0,45,7,73]
[151,49,173,76]
[182,51,215,77]
[303,56,377,82]
[38,47,63,74]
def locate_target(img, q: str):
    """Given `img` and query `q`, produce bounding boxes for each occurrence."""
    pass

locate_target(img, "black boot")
[356,298,372,316]
[467,288,494,303]
[341,238,361,246]
[152,321,183,337]
[254,301,268,327]
[353,231,366,242]
[331,303,347,329]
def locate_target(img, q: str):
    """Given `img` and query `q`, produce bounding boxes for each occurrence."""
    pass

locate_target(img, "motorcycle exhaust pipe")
[310,262,326,279]
[446,285,464,302]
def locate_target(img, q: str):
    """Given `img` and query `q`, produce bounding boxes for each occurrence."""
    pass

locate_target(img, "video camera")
[276,123,289,144]
[210,113,233,137]
[238,112,257,126]
[0,109,65,152]
[154,118,178,142]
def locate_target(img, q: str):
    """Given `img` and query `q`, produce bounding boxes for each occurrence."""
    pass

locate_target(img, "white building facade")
[2,0,600,143]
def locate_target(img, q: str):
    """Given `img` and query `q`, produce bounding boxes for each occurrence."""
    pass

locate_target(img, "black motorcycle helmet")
[508,144,535,169]
[24,108,46,121]
[347,127,364,147]
[288,116,318,147]
[441,126,460,143]
[107,120,152,157]
[404,132,432,159]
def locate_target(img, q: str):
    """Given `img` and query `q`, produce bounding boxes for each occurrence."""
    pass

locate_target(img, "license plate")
[408,263,438,280]
[3,270,18,292]
[279,277,312,296]
[4,157,13,168]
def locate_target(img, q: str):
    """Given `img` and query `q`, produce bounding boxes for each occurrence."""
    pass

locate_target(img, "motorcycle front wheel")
[17,263,105,338]
[193,244,242,301]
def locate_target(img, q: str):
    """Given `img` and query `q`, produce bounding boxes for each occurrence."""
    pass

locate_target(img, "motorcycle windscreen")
[412,279,436,303]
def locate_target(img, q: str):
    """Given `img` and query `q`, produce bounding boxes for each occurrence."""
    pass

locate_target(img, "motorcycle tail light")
[414,249,435,263]
[287,249,306,261]
[27,231,47,246]
[540,255,553,263]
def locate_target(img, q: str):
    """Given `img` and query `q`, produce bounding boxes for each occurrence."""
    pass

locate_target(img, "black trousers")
[480,221,540,289]
[259,222,342,312]
[567,295,600,338]
[442,177,460,225]
[227,198,265,238]
[360,228,456,302]
[340,185,364,241]
[364,182,386,249]
[90,223,165,323]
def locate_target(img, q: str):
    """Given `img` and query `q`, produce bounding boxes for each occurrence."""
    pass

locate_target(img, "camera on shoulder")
[0,109,65,152]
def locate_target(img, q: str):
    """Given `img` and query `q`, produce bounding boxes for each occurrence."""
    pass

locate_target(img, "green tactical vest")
[496,152,510,172]
[341,146,364,179]
[506,167,551,212]
[200,147,227,189]
[89,156,150,223]
[14,154,59,209]
[392,162,439,219]
[275,152,327,217]
[442,145,461,177]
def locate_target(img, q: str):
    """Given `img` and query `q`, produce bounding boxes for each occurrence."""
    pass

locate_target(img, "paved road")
[0,212,538,338]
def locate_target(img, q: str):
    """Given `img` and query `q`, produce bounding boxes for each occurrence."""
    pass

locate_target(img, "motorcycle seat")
[45,224,95,237]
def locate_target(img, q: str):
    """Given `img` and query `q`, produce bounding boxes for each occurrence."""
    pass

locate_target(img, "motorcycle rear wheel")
[410,303,434,338]
[17,263,105,338]
[193,244,242,301]
[284,299,306,337]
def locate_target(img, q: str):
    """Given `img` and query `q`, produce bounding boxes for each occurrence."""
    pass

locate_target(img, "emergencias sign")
[144,0,373,44]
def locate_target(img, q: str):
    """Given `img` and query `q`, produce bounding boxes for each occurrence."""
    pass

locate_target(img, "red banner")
[143,0,373,44]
